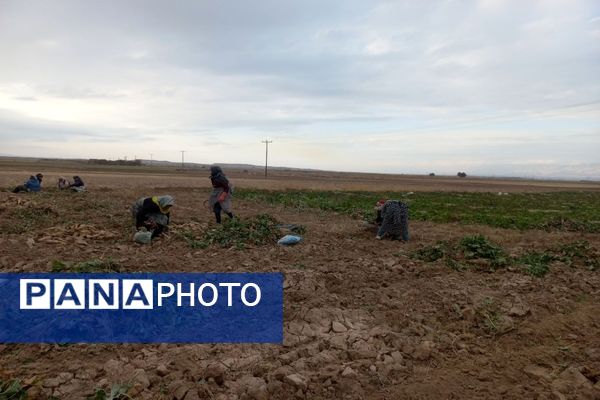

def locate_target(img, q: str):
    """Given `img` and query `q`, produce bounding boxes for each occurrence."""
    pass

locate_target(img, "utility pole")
[180,151,185,170]
[261,140,272,178]
[150,153,153,166]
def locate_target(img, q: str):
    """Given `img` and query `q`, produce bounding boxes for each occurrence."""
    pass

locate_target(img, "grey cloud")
[0,110,147,142]
[0,0,598,177]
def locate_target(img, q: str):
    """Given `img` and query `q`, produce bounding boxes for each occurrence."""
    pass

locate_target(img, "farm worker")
[131,195,175,238]
[57,176,70,190]
[69,175,86,192]
[12,173,43,193]
[375,199,409,241]
[208,165,234,224]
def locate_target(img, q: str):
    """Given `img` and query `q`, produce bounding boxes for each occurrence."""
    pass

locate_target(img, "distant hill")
[0,156,597,181]
[0,156,319,173]
[137,159,319,172]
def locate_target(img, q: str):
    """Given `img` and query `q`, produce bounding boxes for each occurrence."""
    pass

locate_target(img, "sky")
[0,0,599,179]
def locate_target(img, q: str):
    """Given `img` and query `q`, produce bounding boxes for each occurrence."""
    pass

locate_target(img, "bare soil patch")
[0,174,599,399]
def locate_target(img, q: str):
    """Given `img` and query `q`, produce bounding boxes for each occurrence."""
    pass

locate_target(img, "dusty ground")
[0,171,599,399]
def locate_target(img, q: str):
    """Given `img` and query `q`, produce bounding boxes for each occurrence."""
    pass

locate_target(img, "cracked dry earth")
[0,187,599,400]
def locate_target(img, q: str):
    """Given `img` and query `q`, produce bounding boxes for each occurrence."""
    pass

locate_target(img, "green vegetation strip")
[236,190,600,232]
[411,236,599,277]
[180,214,282,250]
[51,258,122,273]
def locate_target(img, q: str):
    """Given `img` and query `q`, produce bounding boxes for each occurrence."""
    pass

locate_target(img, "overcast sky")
[0,0,599,178]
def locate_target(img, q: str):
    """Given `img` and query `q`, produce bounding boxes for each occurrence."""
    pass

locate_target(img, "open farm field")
[0,166,599,399]
[1,159,599,193]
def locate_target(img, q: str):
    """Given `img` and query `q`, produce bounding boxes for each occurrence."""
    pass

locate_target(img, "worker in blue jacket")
[12,173,43,193]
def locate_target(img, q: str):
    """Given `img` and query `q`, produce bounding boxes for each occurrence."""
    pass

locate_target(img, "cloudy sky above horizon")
[1,0,599,178]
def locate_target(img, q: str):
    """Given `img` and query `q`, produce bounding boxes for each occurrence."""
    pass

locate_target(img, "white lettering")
[198,283,218,306]
[218,282,241,306]
[241,283,261,306]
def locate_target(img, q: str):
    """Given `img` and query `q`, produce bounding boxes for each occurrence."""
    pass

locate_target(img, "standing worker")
[208,165,234,224]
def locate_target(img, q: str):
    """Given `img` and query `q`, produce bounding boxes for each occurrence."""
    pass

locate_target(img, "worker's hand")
[375,235,382,240]
[217,192,228,203]
[144,220,158,230]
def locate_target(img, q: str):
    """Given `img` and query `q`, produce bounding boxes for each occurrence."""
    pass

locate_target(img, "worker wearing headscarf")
[69,176,86,192]
[375,199,409,241]
[57,176,70,190]
[12,173,43,193]
[131,195,175,238]
[208,166,234,223]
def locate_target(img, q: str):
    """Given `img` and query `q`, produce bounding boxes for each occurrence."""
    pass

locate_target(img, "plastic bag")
[134,230,153,244]
[277,235,303,246]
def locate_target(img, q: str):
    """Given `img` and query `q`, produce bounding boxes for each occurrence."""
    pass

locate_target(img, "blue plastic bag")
[277,235,303,246]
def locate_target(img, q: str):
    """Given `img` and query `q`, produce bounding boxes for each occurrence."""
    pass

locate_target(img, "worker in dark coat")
[208,166,234,223]
[69,176,86,192]
[131,195,175,238]
[375,199,409,241]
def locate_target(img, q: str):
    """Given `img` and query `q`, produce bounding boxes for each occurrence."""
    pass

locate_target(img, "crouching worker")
[57,176,70,190]
[208,166,234,223]
[69,175,86,192]
[131,195,175,239]
[375,199,409,241]
[12,173,43,193]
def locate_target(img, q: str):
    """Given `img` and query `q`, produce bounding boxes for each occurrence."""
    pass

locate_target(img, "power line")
[261,140,272,178]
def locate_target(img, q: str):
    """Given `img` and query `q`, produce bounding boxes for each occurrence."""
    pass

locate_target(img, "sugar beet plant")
[182,214,281,249]
[515,240,600,277]
[0,379,27,400]
[412,235,509,272]
[459,235,510,269]
[412,235,598,277]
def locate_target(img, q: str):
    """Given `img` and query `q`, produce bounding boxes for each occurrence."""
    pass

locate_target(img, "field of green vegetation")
[236,190,600,233]
[410,234,599,277]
